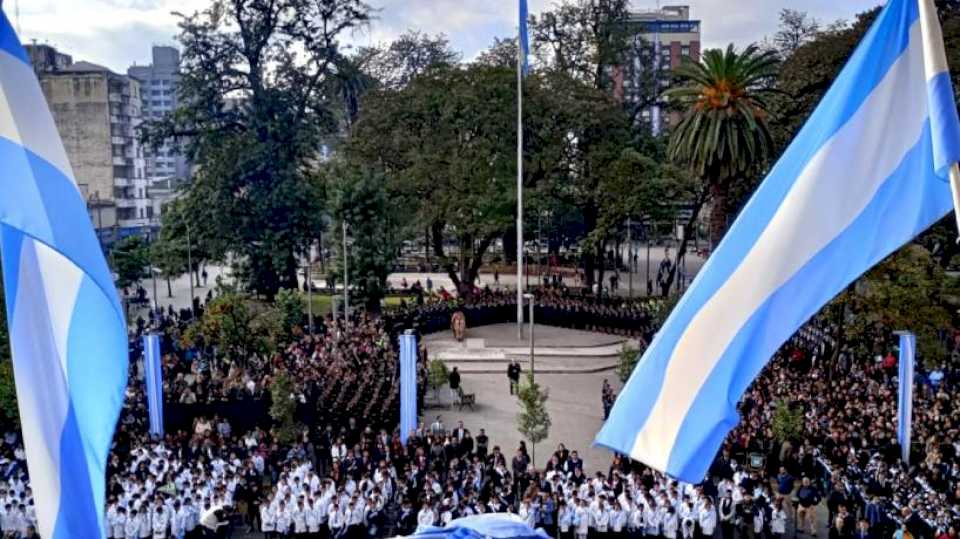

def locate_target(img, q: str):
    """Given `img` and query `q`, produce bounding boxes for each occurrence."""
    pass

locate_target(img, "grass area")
[305,294,415,315]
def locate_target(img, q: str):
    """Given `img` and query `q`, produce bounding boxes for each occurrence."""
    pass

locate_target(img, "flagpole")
[950,164,960,234]
[516,18,524,341]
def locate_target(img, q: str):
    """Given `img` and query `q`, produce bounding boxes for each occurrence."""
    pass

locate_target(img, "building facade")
[128,46,189,213]
[26,45,151,242]
[613,4,701,134]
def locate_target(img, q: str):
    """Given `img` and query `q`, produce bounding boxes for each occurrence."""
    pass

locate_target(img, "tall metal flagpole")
[516,11,524,340]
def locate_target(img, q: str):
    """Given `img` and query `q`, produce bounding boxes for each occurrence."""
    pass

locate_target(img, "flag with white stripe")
[144,334,164,438]
[595,0,960,482]
[0,9,128,538]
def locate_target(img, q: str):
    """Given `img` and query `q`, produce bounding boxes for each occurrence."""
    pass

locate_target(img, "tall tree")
[666,44,779,251]
[142,0,370,298]
[330,165,406,311]
[772,9,821,58]
[360,30,461,89]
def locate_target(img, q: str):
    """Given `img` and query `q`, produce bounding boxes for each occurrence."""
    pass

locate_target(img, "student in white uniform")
[125,509,142,539]
[260,502,276,539]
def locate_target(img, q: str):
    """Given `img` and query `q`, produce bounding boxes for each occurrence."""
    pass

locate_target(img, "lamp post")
[342,220,349,325]
[304,262,314,336]
[186,223,194,317]
[627,217,633,298]
[524,292,535,381]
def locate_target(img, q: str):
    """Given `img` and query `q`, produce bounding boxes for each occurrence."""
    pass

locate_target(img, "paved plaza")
[424,323,626,471]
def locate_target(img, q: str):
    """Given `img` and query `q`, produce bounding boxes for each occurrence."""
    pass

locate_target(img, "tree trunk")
[503,227,517,264]
[166,276,173,298]
[582,203,599,288]
[431,221,462,293]
[708,180,729,249]
[596,240,606,295]
[663,186,709,295]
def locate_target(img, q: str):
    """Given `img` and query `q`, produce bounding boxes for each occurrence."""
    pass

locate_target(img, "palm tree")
[666,44,779,249]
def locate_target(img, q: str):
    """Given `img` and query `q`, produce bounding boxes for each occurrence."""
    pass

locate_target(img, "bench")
[456,387,476,411]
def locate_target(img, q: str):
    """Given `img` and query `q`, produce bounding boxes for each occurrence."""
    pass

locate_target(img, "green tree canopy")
[142,0,370,299]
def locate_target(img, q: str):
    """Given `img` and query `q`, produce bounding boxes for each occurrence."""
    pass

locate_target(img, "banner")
[399,333,418,445]
[897,332,916,464]
[144,334,164,437]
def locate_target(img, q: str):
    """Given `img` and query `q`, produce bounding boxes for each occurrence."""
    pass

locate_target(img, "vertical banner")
[143,334,164,437]
[897,332,915,465]
[399,333,418,445]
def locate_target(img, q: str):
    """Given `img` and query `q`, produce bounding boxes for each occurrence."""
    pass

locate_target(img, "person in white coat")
[125,509,142,539]
[771,498,788,539]
[260,503,276,539]
[275,501,292,536]
[698,498,718,538]
[574,499,591,539]
[558,500,574,539]
[416,503,436,533]
[662,507,679,539]
[292,500,309,536]
[328,502,345,538]
[611,501,628,537]
[112,507,128,539]
[306,498,321,537]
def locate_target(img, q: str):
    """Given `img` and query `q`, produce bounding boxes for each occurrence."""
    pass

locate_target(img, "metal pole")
[186,223,194,317]
[627,217,633,298]
[524,293,535,381]
[516,23,524,341]
[305,264,314,336]
[150,235,159,313]
[342,220,349,324]
[646,225,652,294]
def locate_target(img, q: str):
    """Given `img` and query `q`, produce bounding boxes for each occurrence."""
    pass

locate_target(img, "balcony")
[113,177,133,187]
[112,156,126,166]
[116,198,138,208]
[108,93,122,103]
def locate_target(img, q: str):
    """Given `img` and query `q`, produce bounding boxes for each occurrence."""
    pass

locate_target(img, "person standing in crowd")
[770,498,787,539]
[448,367,461,401]
[507,360,522,395]
[796,477,822,536]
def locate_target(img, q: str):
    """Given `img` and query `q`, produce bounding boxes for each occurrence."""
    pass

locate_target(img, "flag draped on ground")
[0,9,128,538]
[595,0,960,482]
[402,513,549,539]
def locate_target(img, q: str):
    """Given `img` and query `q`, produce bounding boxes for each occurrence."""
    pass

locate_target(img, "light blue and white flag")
[519,0,530,74]
[144,334,164,437]
[405,513,549,539]
[897,332,916,465]
[399,332,418,445]
[595,0,960,482]
[0,9,128,538]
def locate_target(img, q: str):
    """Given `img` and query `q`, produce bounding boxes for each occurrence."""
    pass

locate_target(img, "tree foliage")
[359,30,460,89]
[516,373,551,463]
[182,290,279,362]
[838,245,960,367]
[142,0,371,298]
[112,236,151,290]
[771,399,804,443]
[616,343,640,383]
[330,166,406,310]
[269,371,302,444]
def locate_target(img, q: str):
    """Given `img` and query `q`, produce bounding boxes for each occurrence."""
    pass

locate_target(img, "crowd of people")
[385,286,656,340]
[0,282,959,538]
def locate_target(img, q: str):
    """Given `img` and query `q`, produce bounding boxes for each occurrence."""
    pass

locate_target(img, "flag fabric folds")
[403,513,550,539]
[595,0,960,482]
[897,332,916,465]
[519,0,530,74]
[399,333,418,445]
[0,10,128,538]
[144,334,164,438]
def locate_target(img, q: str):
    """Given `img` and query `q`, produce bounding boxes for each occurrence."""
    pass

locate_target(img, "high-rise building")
[25,44,150,243]
[128,46,187,222]
[613,4,701,133]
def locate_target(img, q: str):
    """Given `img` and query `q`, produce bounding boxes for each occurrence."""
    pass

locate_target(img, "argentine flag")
[0,9,128,538]
[596,0,960,482]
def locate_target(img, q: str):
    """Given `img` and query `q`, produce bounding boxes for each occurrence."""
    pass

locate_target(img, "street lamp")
[523,292,535,381]
[303,262,314,336]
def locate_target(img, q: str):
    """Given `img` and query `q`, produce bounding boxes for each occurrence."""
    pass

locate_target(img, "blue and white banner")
[519,0,530,74]
[143,334,164,437]
[399,333,418,445]
[596,0,960,482]
[897,332,916,464]
[404,513,549,539]
[0,9,128,538]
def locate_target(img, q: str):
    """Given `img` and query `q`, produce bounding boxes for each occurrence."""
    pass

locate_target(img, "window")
[681,45,690,57]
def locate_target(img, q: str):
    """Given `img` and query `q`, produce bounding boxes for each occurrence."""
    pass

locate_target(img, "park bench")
[456,387,476,411]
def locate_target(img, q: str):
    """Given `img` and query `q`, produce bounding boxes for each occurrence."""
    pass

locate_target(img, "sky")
[6,0,884,73]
